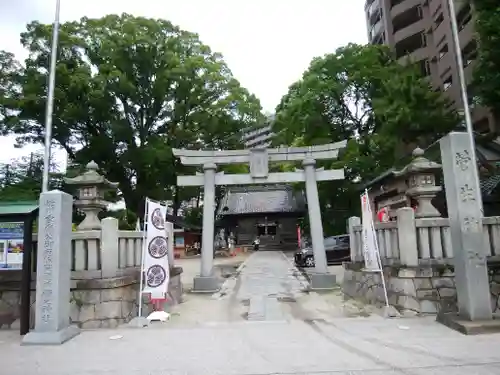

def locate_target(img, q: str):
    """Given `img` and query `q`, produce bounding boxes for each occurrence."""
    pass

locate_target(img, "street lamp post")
[447,0,483,208]
[41,0,61,192]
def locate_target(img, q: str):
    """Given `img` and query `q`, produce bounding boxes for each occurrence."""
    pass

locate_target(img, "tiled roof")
[438,172,500,197]
[217,185,305,215]
[480,162,500,196]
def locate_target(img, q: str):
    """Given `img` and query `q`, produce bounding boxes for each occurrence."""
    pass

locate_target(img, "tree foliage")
[274,44,459,234]
[0,152,61,202]
[0,14,263,217]
[473,0,500,120]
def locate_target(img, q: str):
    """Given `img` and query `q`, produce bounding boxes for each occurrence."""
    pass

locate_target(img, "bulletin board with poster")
[0,201,38,336]
[0,222,25,270]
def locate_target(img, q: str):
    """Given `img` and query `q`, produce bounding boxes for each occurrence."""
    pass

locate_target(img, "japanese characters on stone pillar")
[22,190,80,345]
[440,132,492,321]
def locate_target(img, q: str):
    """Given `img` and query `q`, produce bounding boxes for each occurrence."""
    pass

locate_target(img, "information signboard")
[0,222,24,269]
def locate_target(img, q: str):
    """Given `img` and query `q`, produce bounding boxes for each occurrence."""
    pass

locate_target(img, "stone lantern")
[64,161,119,230]
[395,147,442,218]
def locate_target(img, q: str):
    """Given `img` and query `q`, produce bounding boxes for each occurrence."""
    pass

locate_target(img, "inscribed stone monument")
[250,148,269,178]
[22,190,80,345]
[440,132,492,321]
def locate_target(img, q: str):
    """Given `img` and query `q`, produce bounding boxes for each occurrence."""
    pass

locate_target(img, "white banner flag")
[142,199,170,299]
[361,191,381,272]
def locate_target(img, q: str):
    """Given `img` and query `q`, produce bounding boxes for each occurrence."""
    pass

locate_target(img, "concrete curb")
[279,251,310,290]
[211,254,251,299]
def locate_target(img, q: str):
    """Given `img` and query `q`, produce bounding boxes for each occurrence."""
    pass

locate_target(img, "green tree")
[0,14,263,217]
[100,208,138,230]
[274,44,458,234]
[183,206,203,228]
[0,51,21,129]
[473,0,500,123]
[0,152,61,201]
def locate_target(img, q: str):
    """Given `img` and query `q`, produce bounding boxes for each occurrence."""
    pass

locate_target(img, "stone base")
[192,276,220,293]
[126,316,150,328]
[383,305,401,318]
[308,272,337,290]
[437,312,500,335]
[21,325,80,346]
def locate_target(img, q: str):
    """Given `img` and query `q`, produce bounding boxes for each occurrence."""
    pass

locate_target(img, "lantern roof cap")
[64,161,119,188]
[394,147,441,177]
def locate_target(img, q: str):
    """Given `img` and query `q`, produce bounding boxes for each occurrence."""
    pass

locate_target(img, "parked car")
[294,235,350,267]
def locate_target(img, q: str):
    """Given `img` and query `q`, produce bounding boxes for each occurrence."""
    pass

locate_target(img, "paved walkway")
[235,251,307,321]
[2,251,500,374]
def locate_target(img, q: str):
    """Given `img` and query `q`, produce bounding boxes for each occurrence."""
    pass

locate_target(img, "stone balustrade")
[27,220,145,278]
[0,217,182,330]
[349,209,500,266]
[343,208,500,316]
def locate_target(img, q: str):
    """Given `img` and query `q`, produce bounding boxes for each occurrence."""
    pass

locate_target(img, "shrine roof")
[480,173,500,197]
[362,135,500,196]
[217,185,305,216]
[0,201,38,219]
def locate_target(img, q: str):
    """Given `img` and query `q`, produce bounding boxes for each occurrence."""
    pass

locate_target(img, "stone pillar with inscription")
[439,132,492,325]
[193,162,219,292]
[22,190,80,345]
[303,157,336,289]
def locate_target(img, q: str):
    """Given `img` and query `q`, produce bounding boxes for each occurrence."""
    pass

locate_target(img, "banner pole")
[364,189,390,310]
[137,198,149,319]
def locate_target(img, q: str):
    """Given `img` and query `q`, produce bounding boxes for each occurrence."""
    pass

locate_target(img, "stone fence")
[31,218,144,279]
[348,208,500,266]
[0,217,182,330]
[343,207,500,316]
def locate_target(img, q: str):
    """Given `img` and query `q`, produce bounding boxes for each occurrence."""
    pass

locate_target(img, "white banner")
[142,199,170,299]
[361,191,381,272]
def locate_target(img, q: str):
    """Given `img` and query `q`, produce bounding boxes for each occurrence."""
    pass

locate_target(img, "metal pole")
[447,0,483,209]
[42,0,61,192]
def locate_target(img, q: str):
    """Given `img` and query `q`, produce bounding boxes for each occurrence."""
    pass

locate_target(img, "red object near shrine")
[297,225,301,248]
[377,207,390,222]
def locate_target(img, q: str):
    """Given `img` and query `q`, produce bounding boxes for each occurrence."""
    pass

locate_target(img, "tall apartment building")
[241,114,276,148]
[365,0,496,133]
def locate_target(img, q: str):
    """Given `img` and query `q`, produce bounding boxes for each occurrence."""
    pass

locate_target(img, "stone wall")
[342,262,500,315]
[0,266,183,330]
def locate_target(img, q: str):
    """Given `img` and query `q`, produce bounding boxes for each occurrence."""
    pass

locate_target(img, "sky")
[0,0,368,167]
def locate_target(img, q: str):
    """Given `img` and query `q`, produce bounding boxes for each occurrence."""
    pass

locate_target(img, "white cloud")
[0,0,368,165]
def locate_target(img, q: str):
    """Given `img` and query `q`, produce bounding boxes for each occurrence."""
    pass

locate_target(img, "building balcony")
[391,0,423,18]
[242,125,272,141]
[369,19,384,41]
[437,50,453,77]
[245,132,275,148]
[367,0,380,23]
[397,47,431,64]
[458,18,474,50]
[464,61,474,84]
[393,18,427,44]
[429,0,443,16]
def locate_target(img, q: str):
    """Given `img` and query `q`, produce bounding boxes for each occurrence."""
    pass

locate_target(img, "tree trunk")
[173,185,180,216]
[124,192,146,224]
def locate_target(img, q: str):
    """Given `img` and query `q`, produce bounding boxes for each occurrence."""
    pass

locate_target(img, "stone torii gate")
[173,141,347,292]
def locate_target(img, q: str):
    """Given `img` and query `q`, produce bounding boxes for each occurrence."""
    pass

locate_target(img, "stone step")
[247,296,266,321]
[247,296,284,321]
